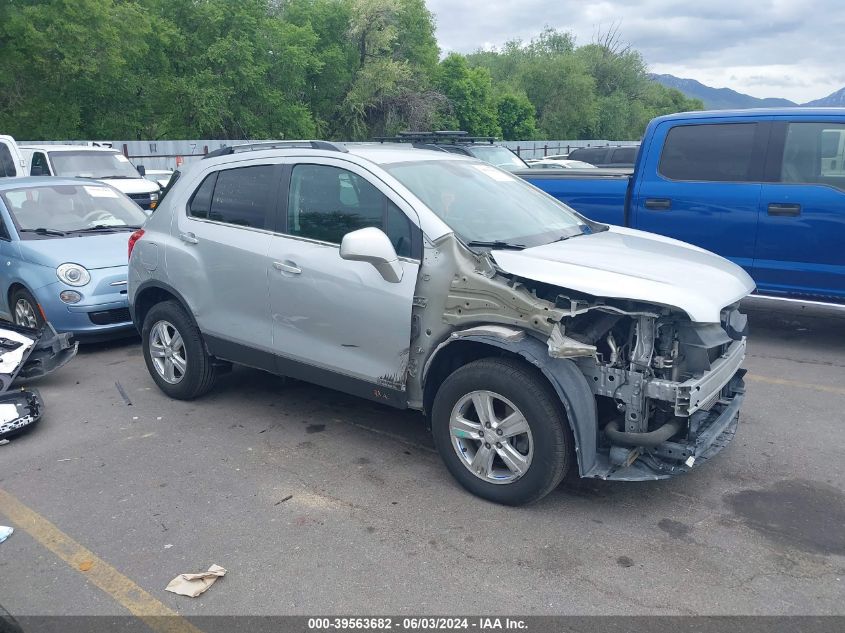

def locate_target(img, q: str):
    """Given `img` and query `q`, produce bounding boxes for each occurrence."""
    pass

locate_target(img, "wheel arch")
[132,280,196,334]
[422,329,599,477]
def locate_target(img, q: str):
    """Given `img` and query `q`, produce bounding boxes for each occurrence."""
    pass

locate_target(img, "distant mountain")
[804,87,845,107]
[650,74,797,110]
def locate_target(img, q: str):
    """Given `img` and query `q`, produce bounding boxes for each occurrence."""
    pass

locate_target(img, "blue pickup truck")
[520,108,845,304]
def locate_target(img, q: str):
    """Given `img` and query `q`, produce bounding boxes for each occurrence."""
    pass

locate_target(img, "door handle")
[273,261,301,275]
[644,198,672,211]
[767,203,801,217]
[178,231,199,244]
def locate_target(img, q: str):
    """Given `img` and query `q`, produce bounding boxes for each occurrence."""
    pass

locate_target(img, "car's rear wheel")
[432,357,572,506]
[11,288,44,330]
[142,300,216,400]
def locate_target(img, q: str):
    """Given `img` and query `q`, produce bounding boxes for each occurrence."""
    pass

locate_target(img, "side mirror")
[136,164,146,176]
[340,227,403,283]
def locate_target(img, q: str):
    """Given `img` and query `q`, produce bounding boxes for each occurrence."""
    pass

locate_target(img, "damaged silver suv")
[128,141,754,505]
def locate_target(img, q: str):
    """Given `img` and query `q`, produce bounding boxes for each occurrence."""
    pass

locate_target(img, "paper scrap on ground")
[165,564,226,597]
[0,526,13,543]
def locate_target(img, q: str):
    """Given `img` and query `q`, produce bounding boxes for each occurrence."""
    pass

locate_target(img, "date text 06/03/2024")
[307,617,528,630]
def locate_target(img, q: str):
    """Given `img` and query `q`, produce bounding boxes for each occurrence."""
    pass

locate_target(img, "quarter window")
[781,122,845,191]
[659,123,757,182]
[287,164,413,257]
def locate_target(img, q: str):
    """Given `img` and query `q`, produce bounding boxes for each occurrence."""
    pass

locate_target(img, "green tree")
[436,53,500,136]
[496,93,537,140]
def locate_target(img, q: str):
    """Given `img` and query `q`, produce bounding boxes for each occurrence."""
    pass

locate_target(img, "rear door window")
[187,166,277,229]
[610,147,637,164]
[780,122,845,191]
[569,147,605,165]
[659,123,757,182]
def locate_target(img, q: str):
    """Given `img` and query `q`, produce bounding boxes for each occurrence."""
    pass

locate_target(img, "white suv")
[128,141,754,505]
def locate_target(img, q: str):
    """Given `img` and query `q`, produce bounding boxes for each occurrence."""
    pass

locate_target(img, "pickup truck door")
[631,119,768,275]
[754,119,845,302]
[266,159,422,407]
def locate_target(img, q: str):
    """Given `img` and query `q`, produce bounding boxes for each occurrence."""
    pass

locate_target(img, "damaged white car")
[0,323,77,440]
[128,142,754,505]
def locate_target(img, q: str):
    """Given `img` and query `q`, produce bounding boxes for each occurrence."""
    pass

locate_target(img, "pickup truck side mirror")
[340,227,403,283]
[136,164,146,176]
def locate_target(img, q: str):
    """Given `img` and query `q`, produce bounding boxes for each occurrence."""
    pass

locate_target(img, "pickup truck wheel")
[432,358,571,506]
[142,301,216,400]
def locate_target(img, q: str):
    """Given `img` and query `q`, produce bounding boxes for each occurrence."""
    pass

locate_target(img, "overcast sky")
[427,0,845,103]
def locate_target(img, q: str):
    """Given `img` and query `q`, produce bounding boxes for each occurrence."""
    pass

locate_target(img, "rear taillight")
[128,229,145,260]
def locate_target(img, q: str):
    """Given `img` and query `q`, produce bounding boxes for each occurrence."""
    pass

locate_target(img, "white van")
[20,144,160,209]
[0,136,25,178]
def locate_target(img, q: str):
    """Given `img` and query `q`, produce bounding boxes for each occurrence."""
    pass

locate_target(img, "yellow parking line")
[747,374,845,396]
[0,488,203,633]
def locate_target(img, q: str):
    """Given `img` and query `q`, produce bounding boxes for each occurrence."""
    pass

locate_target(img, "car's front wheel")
[431,357,572,506]
[142,300,216,400]
[11,287,44,330]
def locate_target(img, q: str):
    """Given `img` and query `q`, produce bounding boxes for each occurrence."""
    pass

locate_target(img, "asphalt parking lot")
[1,300,844,618]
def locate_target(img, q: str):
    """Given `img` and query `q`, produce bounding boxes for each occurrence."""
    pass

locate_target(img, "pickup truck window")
[781,122,845,192]
[659,123,757,182]
[30,152,50,176]
[0,144,16,178]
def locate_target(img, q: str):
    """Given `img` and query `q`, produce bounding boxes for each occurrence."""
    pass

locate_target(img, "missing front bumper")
[595,372,746,481]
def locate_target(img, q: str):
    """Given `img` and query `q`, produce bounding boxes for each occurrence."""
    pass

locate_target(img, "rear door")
[755,118,845,301]
[168,162,281,356]
[266,158,421,406]
[631,119,768,274]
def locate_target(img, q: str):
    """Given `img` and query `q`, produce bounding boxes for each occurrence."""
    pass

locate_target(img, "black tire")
[432,357,572,506]
[141,300,216,400]
[10,287,45,330]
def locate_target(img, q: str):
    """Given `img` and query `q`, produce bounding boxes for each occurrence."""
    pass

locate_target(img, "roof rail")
[374,131,497,145]
[203,140,348,159]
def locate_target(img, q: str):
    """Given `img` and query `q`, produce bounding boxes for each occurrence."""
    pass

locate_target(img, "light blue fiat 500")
[0,177,147,339]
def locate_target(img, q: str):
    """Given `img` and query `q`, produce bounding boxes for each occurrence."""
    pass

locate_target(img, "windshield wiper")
[67,225,137,234]
[95,175,134,179]
[465,239,526,250]
[20,228,67,237]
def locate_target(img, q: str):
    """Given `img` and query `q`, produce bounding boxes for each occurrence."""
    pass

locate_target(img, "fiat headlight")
[57,263,91,287]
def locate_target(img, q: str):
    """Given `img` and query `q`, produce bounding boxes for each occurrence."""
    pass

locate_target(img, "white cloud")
[426,0,845,103]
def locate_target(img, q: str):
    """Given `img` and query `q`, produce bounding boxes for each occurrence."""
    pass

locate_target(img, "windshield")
[384,160,587,246]
[49,150,141,179]
[466,146,528,171]
[2,183,147,236]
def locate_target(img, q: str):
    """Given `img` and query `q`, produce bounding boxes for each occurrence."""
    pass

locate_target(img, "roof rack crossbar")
[204,140,348,159]
[374,131,497,145]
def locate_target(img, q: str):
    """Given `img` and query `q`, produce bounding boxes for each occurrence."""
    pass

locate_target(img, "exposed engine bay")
[412,234,750,481]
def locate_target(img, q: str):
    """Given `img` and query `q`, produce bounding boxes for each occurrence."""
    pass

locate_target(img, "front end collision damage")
[410,233,748,481]
[0,323,77,439]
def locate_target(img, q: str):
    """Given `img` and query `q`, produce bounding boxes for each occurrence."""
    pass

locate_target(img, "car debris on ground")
[0,323,77,441]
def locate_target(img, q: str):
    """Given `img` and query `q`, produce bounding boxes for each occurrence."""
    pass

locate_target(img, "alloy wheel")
[149,320,187,384]
[449,390,534,484]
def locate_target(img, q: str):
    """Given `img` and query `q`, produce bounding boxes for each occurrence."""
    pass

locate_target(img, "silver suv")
[128,141,755,505]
